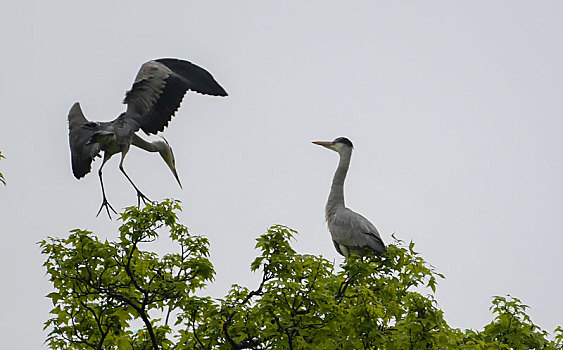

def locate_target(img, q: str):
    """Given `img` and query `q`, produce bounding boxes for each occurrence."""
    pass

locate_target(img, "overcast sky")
[1,1,562,347]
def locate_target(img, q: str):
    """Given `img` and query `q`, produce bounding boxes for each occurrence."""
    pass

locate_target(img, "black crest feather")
[334,137,353,148]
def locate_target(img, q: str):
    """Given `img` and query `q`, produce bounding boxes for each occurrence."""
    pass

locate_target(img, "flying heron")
[68,58,227,218]
[313,137,386,257]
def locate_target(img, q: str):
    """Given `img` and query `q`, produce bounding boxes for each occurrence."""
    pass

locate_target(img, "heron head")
[157,137,182,189]
[312,137,354,152]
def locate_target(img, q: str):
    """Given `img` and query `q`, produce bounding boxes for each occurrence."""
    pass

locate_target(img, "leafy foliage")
[40,200,214,349]
[459,296,560,349]
[41,200,562,349]
[207,228,453,349]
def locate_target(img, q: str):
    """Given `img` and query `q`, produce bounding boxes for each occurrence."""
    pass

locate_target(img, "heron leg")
[96,154,118,219]
[118,151,151,207]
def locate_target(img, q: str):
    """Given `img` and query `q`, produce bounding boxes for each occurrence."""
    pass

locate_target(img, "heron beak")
[312,141,333,148]
[159,137,182,189]
[170,166,183,189]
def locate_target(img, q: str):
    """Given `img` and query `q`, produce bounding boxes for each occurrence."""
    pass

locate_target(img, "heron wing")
[123,58,227,135]
[68,102,101,179]
[328,208,386,254]
[332,240,344,256]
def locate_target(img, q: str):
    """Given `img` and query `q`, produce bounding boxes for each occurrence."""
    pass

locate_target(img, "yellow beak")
[312,141,333,148]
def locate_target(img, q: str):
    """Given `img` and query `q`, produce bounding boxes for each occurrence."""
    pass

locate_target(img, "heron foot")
[96,197,118,219]
[136,190,152,207]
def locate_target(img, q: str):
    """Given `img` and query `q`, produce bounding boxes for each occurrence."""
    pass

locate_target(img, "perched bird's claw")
[96,197,118,219]
[136,190,152,208]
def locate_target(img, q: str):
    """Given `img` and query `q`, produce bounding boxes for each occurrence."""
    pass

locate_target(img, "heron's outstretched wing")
[123,58,227,135]
[328,208,387,254]
[68,102,101,179]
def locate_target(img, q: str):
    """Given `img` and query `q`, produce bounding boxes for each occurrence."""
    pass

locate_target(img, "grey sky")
[1,1,562,347]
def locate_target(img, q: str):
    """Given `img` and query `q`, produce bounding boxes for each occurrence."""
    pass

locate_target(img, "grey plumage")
[68,58,227,218]
[313,137,386,257]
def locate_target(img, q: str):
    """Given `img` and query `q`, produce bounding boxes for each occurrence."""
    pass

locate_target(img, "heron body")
[68,58,227,217]
[313,137,386,257]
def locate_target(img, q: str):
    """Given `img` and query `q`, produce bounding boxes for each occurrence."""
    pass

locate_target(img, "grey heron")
[313,137,386,257]
[68,58,227,218]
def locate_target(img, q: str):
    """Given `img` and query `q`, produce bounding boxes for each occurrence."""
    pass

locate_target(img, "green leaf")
[40,199,562,349]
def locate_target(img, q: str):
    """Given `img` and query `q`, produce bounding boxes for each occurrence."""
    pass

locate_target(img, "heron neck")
[132,134,160,153]
[326,148,352,217]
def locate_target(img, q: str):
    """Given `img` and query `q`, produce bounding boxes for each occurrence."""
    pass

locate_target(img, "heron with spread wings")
[313,137,386,257]
[68,58,227,218]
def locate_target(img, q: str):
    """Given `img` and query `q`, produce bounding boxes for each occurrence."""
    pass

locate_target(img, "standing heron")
[313,137,386,257]
[68,58,227,218]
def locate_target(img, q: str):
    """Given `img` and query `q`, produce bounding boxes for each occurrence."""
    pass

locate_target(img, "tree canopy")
[40,200,563,349]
